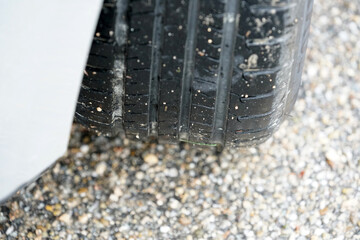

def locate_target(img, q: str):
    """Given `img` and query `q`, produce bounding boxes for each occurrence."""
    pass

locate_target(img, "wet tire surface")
[75,0,313,148]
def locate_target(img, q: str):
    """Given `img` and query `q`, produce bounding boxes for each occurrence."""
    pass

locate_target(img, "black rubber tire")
[75,0,313,148]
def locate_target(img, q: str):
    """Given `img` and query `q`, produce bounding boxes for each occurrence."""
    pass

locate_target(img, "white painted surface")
[0,0,102,200]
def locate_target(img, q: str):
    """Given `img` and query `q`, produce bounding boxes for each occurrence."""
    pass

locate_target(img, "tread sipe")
[75,0,313,148]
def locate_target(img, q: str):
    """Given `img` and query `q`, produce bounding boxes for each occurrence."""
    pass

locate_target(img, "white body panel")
[0,0,103,200]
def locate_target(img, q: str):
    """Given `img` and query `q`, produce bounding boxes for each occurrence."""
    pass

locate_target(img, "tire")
[75,0,313,148]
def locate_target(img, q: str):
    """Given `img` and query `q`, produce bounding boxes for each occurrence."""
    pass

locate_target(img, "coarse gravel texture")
[1,0,360,239]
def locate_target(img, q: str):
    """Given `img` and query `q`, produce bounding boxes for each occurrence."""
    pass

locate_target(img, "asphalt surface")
[1,0,360,239]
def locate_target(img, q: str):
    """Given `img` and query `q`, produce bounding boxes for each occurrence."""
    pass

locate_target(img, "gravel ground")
[1,0,360,239]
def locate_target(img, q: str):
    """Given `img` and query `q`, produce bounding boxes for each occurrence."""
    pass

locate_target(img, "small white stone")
[288,173,298,186]
[160,225,171,233]
[135,171,145,180]
[52,163,60,174]
[78,214,90,224]
[243,200,252,209]
[325,148,339,162]
[109,193,119,202]
[6,226,14,235]
[119,224,130,232]
[224,174,233,184]
[95,162,107,176]
[300,227,310,236]
[59,213,72,225]
[175,187,184,196]
[144,153,158,166]
[80,145,89,154]
[288,212,298,221]
[339,31,349,42]
[169,198,181,209]
[256,185,264,193]
[113,186,123,197]
[167,168,178,178]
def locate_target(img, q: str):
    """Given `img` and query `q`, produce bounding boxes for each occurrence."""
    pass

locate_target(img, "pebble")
[78,214,90,224]
[135,171,145,180]
[80,145,90,154]
[319,207,328,216]
[95,162,107,176]
[5,225,14,235]
[45,204,62,217]
[166,168,178,178]
[179,215,191,225]
[169,198,181,210]
[143,153,158,166]
[175,187,185,196]
[59,213,72,225]
[325,148,339,163]
[243,201,252,209]
[341,188,353,195]
[109,193,119,202]
[160,225,171,233]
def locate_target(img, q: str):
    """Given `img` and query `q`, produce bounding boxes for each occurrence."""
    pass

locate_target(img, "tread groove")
[239,90,278,101]
[237,109,276,120]
[245,33,292,47]
[112,0,129,134]
[249,3,297,12]
[211,0,240,146]
[178,0,200,141]
[147,0,165,137]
